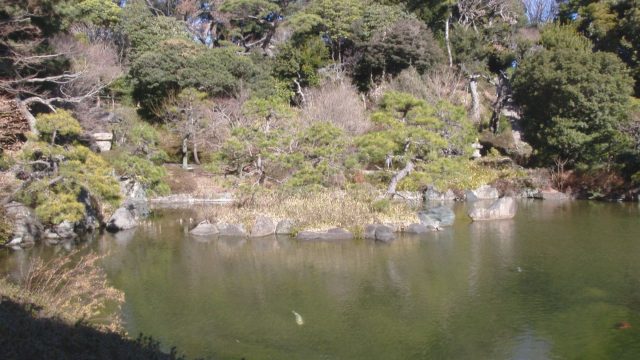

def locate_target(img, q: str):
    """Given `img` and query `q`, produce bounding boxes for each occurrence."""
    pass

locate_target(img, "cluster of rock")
[3,178,572,249]
[363,205,456,243]
[188,216,295,238]
[2,178,152,248]
[3,181,115,248]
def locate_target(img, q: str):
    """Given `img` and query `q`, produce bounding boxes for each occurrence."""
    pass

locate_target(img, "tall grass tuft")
[21,250,125,332]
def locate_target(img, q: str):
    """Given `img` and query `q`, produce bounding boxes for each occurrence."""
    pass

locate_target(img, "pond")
[3,200,640,359]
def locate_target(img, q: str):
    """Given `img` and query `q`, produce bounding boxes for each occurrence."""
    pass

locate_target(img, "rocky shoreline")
[0,181,603,250]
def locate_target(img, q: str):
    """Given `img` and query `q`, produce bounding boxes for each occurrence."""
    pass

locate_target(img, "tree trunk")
[182,136,189,169]
[386,160,414,198]
[16,99,38,136]
[50,129,57,145]
[469,75,481,124]
[293,79,306,106]
[445,15,453,68]
[193,139,200,165]
[489,73,509,133]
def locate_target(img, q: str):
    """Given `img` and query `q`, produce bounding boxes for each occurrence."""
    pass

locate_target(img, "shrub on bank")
[106,151,170,196]
[398,157,524,192]
[18,143,121,225]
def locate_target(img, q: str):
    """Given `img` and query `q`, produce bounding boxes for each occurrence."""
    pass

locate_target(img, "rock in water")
[53,220,76,239]
[468,197,517,221]
[296,228,353,241]
[189,221,219,236]
[374,225,396,242]
[250,216,276,237]
[3,202,42,246]
[106,207,137,232]
[276,219,295,235]
[465,185,499,201]
[534,189,570,201]
[364,224,396,243]
[419,205,455,227]
[405,223,436,234]
[217,223,247,237]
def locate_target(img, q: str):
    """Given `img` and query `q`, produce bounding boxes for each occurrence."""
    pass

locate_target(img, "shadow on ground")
[0,296,188,360]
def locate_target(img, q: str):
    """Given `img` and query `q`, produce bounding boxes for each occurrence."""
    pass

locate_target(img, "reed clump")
[3,250,125,332]
[203,187,418,235]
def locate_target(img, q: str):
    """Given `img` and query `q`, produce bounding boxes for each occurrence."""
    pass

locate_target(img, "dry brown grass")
[201,188,418,235]
[0,170,20,201]
[163,164,227,197]
[15,250,125,332]
[387,66,469,107]
[302,80,372,135]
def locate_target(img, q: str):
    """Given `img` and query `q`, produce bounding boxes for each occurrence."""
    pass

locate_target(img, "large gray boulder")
[190,221,219,236]
[251,216,276,237]
[53,220,76,239]
[106,180,149,233]
[276,219,295,235]
[121,181,150,219]
[217,223,247,237]
[468,197,517,221]
[296,228,354,241]
[419,206,455,227]
[106,207,137,232]
[364,224,396,243]
[405,223,432,234]
[91,132,113,152]
[465,185,499,201]
[3,202,42,247]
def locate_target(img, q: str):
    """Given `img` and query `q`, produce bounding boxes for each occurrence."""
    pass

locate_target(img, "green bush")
[512,25,634,167]
[0,152,14,171]
[35,192,86,225]
[18,144,121,225]
[357,92,472,168]
[371,198,390,213]
[35,110,82,144]
[107,151,170,196]
[396,157,522,191]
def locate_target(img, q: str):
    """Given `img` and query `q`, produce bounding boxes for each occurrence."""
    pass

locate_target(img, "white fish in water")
[292,310,304,326]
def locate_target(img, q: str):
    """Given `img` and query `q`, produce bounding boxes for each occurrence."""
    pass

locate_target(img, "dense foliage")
[512,25,634,166]
[2,0,640,222]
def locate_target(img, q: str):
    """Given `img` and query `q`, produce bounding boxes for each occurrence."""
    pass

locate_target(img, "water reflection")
[3,201,640,359]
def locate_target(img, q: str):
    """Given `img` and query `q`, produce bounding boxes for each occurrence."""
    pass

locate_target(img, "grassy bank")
[0,251,186,360]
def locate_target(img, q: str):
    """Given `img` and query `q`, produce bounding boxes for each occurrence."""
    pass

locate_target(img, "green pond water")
[3,200,640,359]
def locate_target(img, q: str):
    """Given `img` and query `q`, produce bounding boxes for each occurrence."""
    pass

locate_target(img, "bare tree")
[387,66,468,107]
[521,0,557,24]
[155,89,213,169]
[456,0,521,31]
[302,80,371,135]
[0,16,122,133]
